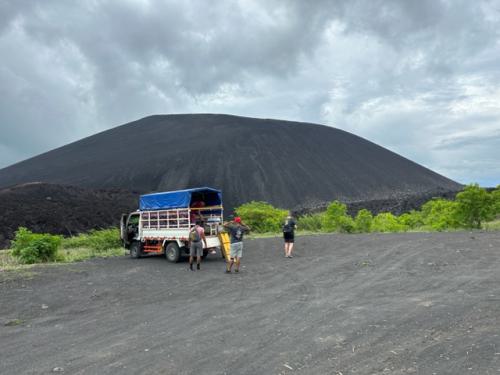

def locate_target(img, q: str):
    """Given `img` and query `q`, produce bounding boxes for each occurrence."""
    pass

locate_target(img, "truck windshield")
[128,214,139,225]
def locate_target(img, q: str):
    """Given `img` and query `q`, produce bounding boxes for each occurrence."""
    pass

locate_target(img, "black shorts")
[283,232,294,243]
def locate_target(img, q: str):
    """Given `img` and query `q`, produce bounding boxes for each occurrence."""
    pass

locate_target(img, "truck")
[120,187,231,262]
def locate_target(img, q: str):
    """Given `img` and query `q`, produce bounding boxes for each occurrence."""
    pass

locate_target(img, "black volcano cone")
[0,114,461,212]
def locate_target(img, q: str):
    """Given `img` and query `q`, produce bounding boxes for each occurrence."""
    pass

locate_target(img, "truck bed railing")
[140,205,224,234]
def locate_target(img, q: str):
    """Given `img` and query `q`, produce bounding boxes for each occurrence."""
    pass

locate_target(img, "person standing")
[223,217,250,273]
[283,212,297,258]
[189,221,207,271]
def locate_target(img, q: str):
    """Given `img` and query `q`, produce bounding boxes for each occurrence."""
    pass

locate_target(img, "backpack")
[189,227,201,242]
[283,220,293,234]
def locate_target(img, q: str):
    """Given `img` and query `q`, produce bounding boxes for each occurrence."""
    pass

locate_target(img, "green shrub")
[322,200,345,232]
[62,228,121,252]
[338,216,355,233]
[455,184,494,229]
[86,228,122,252]
[420,198,460,231]
[297,212,325,232]
[372,212,407,232]
[62,235,89,249]
[354,209,373,233]
[11,227,61,264]
[235,201,287,233]
[322,201,355,233]
[398,210,424,229]
[491,185,500,217]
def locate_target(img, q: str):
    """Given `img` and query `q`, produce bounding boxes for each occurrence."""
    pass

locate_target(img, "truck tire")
[130,241,142,259]
[165,242,180,263]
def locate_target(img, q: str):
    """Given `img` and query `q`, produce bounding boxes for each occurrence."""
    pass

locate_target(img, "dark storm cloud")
[0,0,499,186]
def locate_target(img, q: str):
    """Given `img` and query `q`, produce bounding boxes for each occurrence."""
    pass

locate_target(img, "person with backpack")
[223,216,250,273]
[189,221,207,271]
[283,212,297,258]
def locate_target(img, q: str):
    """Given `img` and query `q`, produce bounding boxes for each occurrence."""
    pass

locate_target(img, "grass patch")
[61,228,122,252]
[0,249,21,270]
[483,219,500,231]
[0,251,38,281]
[58,228,125,262]
[1,228,125,273]
[0,245,125,273]
[247,232,282,239]
[247,230,332,239]
[58,246,125,262]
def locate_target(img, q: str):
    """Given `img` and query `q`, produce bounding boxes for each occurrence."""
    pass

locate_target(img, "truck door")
[120,214,128,244]
[125,213,140,246]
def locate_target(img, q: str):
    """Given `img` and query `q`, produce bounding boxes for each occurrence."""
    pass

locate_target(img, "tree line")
[236,184,500,233]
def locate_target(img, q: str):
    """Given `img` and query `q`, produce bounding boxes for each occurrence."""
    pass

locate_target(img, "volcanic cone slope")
[0,182,138,248]
[0,114,461,211]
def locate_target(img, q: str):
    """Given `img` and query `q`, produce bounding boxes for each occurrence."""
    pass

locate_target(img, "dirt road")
[1,232,500,374]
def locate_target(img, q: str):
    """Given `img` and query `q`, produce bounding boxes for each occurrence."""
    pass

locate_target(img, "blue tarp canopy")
[139,187,222,211]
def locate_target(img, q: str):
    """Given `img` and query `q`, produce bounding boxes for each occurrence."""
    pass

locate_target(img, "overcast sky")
[1,0,499,186]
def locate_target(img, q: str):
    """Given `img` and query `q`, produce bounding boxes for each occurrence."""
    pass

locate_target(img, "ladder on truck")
[218,232,231,262]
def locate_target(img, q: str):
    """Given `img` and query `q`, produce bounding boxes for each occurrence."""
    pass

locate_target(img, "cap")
[234,217,242,223]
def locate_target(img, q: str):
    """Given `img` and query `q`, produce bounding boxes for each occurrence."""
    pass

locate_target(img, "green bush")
[62,228,121,252]
[297,212,325,232]
[235,201,287,233]
[62,234,89,249]
[372,212,407,232]
[339,216,355,233]
[322,201,355,233]
[455,184,494,229]
[354,209,373,233]
[86,228,122,252]
[11,227,61,264]
[420,198,460,231]
[491,185,500,217]
[398,210,424,229]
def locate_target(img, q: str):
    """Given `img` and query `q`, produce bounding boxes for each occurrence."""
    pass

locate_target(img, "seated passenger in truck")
[190,199,206,224]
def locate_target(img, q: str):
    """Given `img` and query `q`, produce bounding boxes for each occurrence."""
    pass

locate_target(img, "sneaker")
[197,263,201,270]
[225,269,231,274]
[189,264,193,271]
[235,269,239,273]
[289,255,293,258]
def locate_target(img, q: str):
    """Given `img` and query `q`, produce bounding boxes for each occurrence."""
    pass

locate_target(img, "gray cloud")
[0,0,499,186]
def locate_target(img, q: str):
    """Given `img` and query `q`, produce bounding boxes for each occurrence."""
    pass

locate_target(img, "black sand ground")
[0,114,461,212]
[1,232,500,374]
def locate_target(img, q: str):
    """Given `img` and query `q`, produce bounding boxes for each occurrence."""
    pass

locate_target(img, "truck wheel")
[130,241,142,259]
[165,242,180,263]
